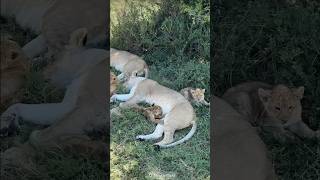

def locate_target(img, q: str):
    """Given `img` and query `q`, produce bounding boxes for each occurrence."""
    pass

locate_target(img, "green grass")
[110,0,210,179]
[213,0,320,179]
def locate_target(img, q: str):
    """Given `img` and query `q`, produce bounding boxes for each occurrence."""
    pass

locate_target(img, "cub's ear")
[68,27,88,47]
[293,86,304,99]
[201,89,206,93]
[258,88,271,102]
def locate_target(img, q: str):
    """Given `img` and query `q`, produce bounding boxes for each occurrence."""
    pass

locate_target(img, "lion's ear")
[258,88,271,102]
[68,28,88,47]
[293,86,304,100]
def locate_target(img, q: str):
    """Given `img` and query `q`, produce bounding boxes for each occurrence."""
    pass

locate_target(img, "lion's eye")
[275,107,281,111]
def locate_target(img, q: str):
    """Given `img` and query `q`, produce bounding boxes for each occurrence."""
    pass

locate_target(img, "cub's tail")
[158,120,197,148]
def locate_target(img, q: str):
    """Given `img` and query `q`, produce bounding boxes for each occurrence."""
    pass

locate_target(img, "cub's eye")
[289,106,294,110]
[275,107,281,111]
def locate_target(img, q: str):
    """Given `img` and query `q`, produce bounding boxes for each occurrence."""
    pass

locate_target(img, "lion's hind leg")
[136,124,164,141]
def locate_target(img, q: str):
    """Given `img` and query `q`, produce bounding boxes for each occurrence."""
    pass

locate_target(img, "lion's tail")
[158,120,197,148]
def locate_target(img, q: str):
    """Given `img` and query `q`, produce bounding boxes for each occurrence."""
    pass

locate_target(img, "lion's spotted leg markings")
[136,124,164,141]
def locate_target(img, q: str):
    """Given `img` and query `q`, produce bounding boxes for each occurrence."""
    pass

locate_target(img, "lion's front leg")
[0,77,83,136]
[22,34,47,59]
[286,121,319,139]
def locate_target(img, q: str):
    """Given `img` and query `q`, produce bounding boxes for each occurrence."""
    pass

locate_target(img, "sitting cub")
[180,87,210,106]
[222,81,320,141]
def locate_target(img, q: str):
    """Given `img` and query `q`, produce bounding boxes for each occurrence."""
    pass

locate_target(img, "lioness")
[1,0,107,59]
[111,73,196,148]
[213,96,277,180]
[222,81,320,140]
[0,36,29,106]
[0,28,108,150]
[110,48,149,81]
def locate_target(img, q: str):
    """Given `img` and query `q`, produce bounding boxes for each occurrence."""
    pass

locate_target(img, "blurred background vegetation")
[111,0,210,179]
[213,0,320,179]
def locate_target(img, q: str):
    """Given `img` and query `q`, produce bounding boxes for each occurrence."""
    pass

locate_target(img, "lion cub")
[110,72,118,96]
[222,81,320,140]
[180,87,210,106]
[1,37,29,106]
[110,48,149,81]
[133,104,163,124]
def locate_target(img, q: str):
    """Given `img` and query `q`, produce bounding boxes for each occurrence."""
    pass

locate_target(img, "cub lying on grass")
[180,87,210,106]
[132,104,163,124]
[111,72,196,148]
[213,96,277,180]
[222,81,320,141]
[110,48,149,81]
[0,36,29,107]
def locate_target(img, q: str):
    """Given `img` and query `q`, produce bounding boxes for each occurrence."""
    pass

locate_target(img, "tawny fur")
[1,0,107,59]
[180,87,210,106]
[213,96,278,180]
[0,37,29,106]
[132,104,163,124]
[222,81,320,141]
[110,48,149,80]
[111,73,196,148]
[110,72,118,96]
[0,28,108,170]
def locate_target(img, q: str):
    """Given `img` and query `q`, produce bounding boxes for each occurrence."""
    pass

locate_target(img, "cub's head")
[190,88,206,102]
[110,72,118,95]
[148,105,162,119]
[0,37,28,71]
[258,84,304,125]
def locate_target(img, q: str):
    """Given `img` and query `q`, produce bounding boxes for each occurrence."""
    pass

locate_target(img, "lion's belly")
[145,95,181,114]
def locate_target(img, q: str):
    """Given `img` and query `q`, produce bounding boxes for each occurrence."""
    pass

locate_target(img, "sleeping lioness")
[213,96,277,180]
[110,48,149,81]
[111,72,196,148]
[222,81,320,141]
[1,28,108,172]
